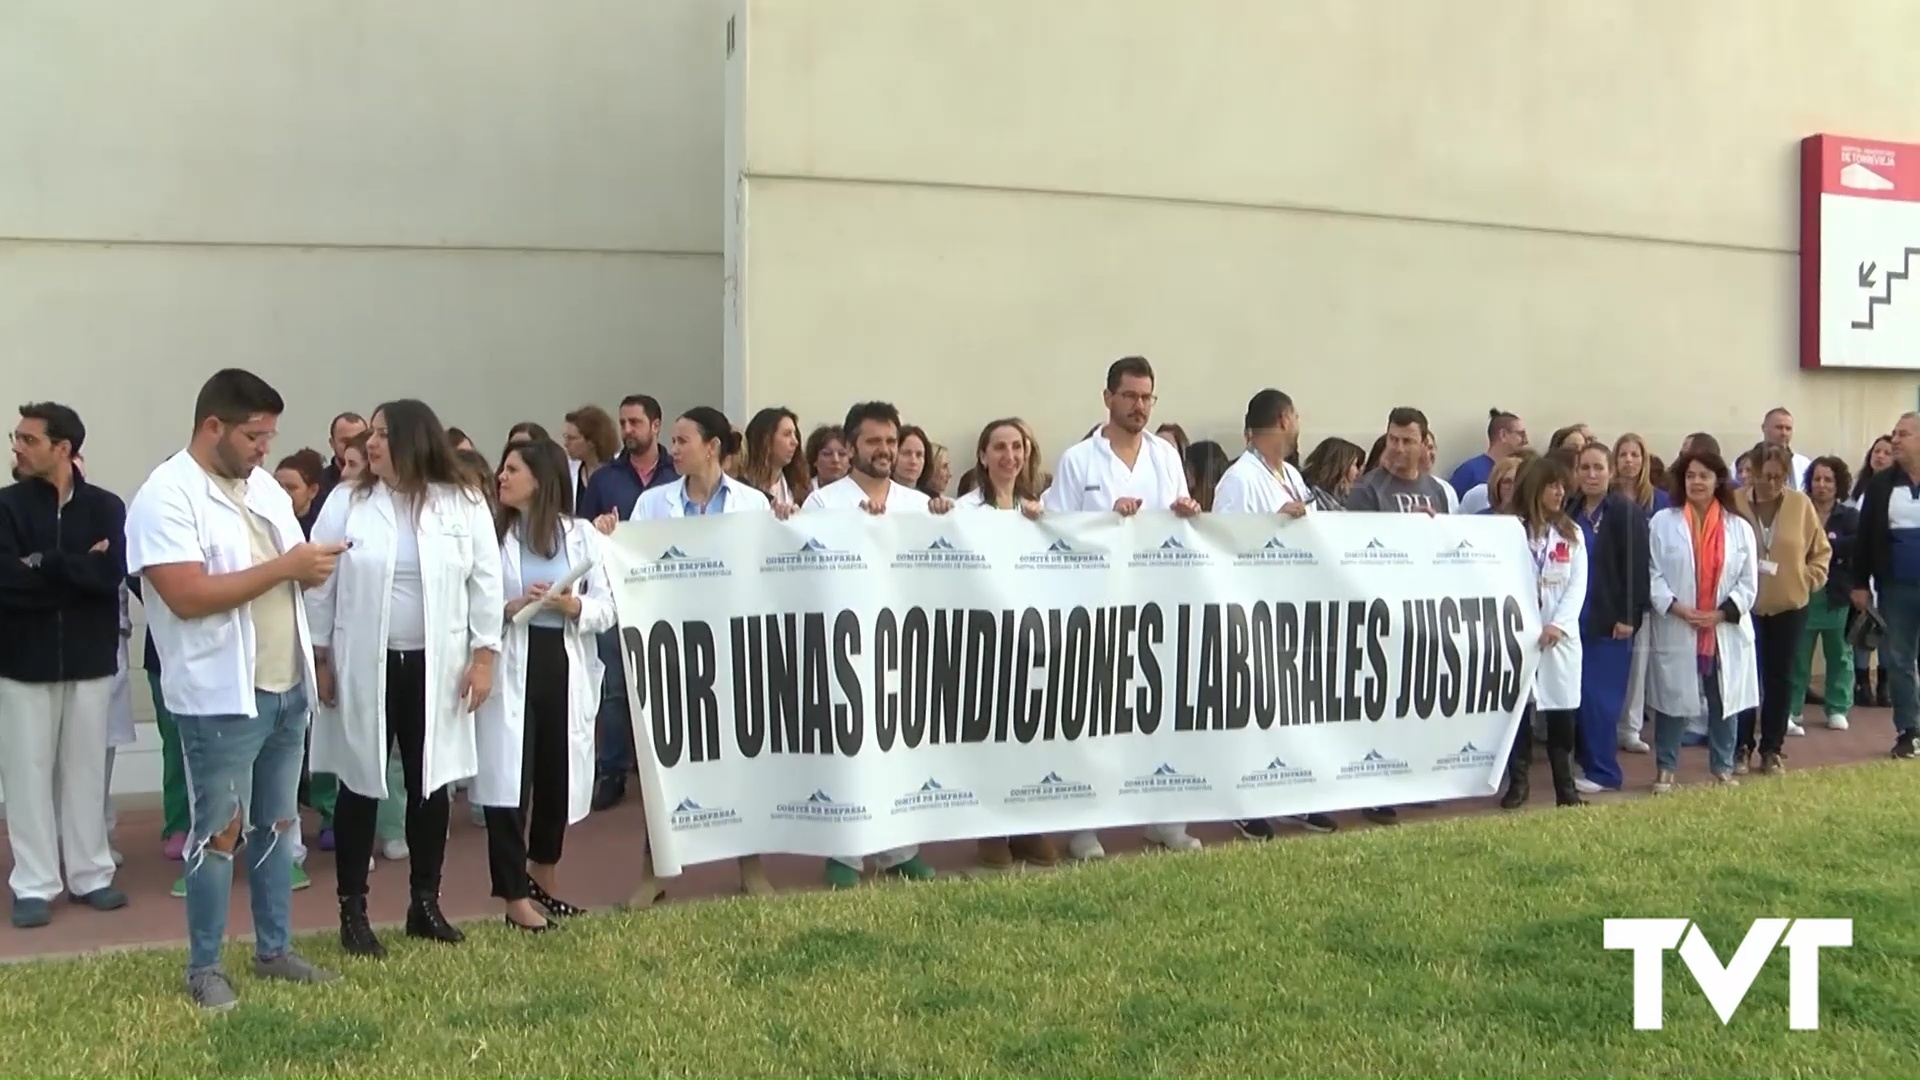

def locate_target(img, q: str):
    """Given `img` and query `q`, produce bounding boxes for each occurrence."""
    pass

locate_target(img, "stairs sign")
[1801,134,1920,370]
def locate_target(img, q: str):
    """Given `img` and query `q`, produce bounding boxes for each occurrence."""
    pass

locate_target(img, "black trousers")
[485,627,572,901]
[334,650,452,898]
[1742,606,1810,756]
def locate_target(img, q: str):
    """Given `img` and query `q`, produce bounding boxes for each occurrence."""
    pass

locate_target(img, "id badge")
[1759,559,1779,576]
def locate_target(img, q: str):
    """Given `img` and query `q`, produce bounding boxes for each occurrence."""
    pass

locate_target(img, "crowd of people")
[2,358,1914,1012]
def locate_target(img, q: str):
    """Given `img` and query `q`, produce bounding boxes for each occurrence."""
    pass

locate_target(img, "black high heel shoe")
[527,878,587,919]
[505,913,554,934]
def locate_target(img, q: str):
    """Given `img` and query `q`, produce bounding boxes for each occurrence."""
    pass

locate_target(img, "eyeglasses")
[1111,391,1157,406]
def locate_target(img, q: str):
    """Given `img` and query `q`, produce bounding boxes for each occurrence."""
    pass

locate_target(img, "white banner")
[605,510,1542,876]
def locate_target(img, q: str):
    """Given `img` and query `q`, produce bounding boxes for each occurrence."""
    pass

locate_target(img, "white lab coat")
[634,473,772,520]
[306,482,504,799]
[1646,507,1761,719]
[1213,450,1313,514]
[1529,527,1588,710]
[472,519,614,821]
[106,585,136,748]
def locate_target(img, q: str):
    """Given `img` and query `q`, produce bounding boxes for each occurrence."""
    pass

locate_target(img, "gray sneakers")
[252,952,338,984]
[189,953,337,1011]
[186,968,238,1011]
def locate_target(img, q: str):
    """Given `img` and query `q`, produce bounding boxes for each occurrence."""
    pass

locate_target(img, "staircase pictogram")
[1851,247,1920,330]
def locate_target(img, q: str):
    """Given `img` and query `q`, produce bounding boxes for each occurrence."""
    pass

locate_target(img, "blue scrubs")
[1574,501,1628,789]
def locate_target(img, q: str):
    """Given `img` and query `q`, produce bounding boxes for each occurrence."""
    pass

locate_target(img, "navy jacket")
[578,451,677,521]
[1578,491,1650,636]
[0,474,128,682]
[1820,503,1861,602]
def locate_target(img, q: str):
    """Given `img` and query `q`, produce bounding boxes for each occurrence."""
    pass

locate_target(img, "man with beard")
[0,402,129,929]
[126,369,345,1009]
[802,400,953,888]
[1043,356,1203,861]
[582,393,678,810]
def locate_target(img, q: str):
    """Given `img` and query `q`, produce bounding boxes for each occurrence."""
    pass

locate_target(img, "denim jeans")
[594,628,635,778]
[1654,659,1735,775]
[1881,579,1920,736]
[175,685,310,974]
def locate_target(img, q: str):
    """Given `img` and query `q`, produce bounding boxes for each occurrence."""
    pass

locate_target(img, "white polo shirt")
[802,476,932,514]
[1043,430,1189,513]
[125,450,319,718]
[1213,449,1312,514]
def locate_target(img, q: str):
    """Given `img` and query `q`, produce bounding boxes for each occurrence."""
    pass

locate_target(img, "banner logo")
[1129,536,1213,569]
[1431,742,1499,772]
[891,777,980,814]
[1338,748,1413,779]
[1236,756,1315,789]
[763,537,867,574]
[668,796,742,832]
[891,537,989,571]
[1121,762,1212,795]
[1433,539,1500,565]
[1016,538,1110,570]
[1604,918,1853,1030]
[1341,537,1413,567]
[1234,536,1319,567]
[1005,771,1098,804]
[771,789,872,822]
[628,545,730,582]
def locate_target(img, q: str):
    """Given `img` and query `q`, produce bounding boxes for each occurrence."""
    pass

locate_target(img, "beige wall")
[735,0,1920,472]
[1,0,729,800]
[3,0,728,500]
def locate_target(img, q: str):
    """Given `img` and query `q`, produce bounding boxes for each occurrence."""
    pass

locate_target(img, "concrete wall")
[734,0,1920,472]
[1,0,729,802]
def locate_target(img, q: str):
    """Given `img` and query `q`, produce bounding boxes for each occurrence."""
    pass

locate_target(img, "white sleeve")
[1042,453,1077,514]
[464,495,505,653]
[1648,515,1678,615]
[124,479,202,575]
[1728,518,1760,615]
[304,486,353,647]
[573,527,617,636]
[1213,470,1250,514]
[1458,484,1489,515]
[1550,533,1588,636]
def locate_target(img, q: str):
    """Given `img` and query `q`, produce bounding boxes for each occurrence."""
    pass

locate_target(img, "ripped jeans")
[175,686,310,974]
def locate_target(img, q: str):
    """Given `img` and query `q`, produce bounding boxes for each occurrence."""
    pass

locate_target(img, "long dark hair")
[1302,437,1365,498]
[1667,449,1741,516]
[1510,454,1579,541]
[495,439,570,557]
[1854,435,1892,500]
[739,406,811,504]
[1185,440,1232,511]
[356,399,481,497]
[965,417,1044,506]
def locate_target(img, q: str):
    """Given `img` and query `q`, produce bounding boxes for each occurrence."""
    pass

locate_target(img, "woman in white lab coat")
[473,439,613,932]
[955,418,1063,868]
[1499,454,1588,808]
[621,406,786,907]
[1646,449,1760,792]
[307,399,504,958]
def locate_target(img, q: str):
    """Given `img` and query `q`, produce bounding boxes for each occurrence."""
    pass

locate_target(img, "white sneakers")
[1620,736,1651,754]
[1787,716,1807,737]
[1573,776,1605,794]
[381,839,410,861]
[1143,823,1203,852]
[1827,712,1850,731]
[1066,830,1105,860]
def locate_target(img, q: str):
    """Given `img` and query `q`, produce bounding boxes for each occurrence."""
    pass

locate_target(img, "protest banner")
[603,509,1541,876]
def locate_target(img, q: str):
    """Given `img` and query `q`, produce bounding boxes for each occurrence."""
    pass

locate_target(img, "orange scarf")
[1685,500,1725,660]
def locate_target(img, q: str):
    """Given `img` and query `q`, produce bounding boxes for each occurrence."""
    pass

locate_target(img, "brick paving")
[1,701,1903,963]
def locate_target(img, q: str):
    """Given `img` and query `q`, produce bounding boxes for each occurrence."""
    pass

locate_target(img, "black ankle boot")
[1876,669,1893,708]
[1548,747,1584,807]
[338,895,386,958]
[405,889,465,944]
[1500,723,1532,809]
[1856,670,1873,707]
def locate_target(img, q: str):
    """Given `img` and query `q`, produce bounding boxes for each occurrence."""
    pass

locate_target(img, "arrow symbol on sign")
[1853,248,1920,331]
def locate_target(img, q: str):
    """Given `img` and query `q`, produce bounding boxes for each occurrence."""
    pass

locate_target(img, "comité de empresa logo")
[1431,742,1499,772]
[891,777,980,814]
[770,789,872,822]
[1004,771,1097,804]
[891,536,989,571]
[1129,536,1212,569]
[627,545,729,582]
[1237,757,1314,789]
[763,537,866,574]
[1339,748,1412,779]
[1341,537,1412,567]
[1016,538,1109,570]
[1234,536,1319,567]
[667,796,742,831]
[1433,539,1499,565]
[1121,762,1212,794]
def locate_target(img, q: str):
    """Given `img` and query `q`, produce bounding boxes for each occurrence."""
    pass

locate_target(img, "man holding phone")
[127,369,347,1010]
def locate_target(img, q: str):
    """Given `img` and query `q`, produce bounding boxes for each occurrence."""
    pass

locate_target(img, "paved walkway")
[1,702,1901,962]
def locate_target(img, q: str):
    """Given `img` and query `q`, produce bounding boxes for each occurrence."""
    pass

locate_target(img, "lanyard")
[1253,451,1303,504]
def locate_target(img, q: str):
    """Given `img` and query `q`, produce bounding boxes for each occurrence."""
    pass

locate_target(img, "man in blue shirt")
[581,394,678,810]
[1851,410,1920,759]
[1449,408,1527,496]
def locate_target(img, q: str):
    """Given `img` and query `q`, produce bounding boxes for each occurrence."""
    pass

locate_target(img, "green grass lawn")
[1,765,1916,1078]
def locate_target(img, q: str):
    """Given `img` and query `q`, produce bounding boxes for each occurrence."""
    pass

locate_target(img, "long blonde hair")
[1484,449,1536,514]
[1612,432,1654,509]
